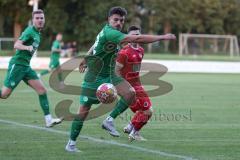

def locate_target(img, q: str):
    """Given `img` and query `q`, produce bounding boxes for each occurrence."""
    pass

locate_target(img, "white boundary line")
[1,56,240,73]
[0,119,197,160]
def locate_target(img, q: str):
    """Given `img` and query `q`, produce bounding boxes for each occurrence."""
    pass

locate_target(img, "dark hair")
[32,9,44,18]
[108,6,127,17]
[127,25,141,33]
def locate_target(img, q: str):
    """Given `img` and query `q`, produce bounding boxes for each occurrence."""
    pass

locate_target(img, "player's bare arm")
[121,33,176,44]
[14,40,33,52]
[79,44,94,73]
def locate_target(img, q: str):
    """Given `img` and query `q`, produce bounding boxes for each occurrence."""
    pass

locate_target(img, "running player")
[39,33,63,84]
[0,9,63,127]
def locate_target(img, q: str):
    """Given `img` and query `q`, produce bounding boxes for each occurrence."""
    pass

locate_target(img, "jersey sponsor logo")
[144,101,149,107]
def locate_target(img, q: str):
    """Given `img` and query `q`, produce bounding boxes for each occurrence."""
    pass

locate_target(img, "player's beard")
[37,23,44,30]
[116,25,122,31]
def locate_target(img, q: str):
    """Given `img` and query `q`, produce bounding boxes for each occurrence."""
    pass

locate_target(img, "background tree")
[0,0,240,53]
[0,0,32,39]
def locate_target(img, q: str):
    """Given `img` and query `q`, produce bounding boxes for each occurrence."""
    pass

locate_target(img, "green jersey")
[10,26,41,66]
[50,40,61,61]
[86,24,126,77]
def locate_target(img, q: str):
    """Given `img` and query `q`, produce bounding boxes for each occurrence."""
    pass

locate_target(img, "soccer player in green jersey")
[0,9,63,127]
[65,6,176,152]
[39,33,63,84]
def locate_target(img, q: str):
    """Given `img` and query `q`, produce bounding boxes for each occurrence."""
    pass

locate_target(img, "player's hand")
[27,46,34,52]
[79,58,87,73]
[163,34,176,40]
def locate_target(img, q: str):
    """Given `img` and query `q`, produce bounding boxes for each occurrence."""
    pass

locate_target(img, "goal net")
[179,34,239,57]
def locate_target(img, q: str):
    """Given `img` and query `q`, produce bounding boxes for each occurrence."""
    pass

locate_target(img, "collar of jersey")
[32,26,40,34]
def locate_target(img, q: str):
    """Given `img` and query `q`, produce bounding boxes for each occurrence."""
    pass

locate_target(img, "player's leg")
[66,104,92,152]
[39,68,51,77]
[66,81,100,152]
[111,79,136,117]
[0,86,12,99]
[40,61,63,86]
[55,65,63,83]
[39,59,55,77]
[1,63,25,99]
[102,78,136,137]
[128,89,152,141]
[25,68,63,127]
[27,79,63,127]
[128,108,152,141]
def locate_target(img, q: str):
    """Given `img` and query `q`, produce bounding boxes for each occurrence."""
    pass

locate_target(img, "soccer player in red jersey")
[115,25,152,141]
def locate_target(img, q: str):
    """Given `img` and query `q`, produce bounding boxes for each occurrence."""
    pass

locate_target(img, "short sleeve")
[19,28,32,42]
[106,29,126,44]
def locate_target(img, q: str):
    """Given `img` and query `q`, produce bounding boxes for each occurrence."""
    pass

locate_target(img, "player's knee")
[130,90,136,99]
[36,87,47,95]
[1,93,10,99]
[125,88,136,103]
[0,90,12,99]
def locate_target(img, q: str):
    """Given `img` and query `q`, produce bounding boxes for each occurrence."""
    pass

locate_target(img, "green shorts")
[49,59,60,69]
[4,63,39,90]
[80,73,123,106]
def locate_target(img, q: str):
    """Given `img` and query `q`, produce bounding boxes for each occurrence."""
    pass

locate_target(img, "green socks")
[110,97,129,119]
[38,94,50,115]
[70,119,84,141]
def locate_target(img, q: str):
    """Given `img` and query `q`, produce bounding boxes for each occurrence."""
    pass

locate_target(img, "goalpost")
[179,33,240,57]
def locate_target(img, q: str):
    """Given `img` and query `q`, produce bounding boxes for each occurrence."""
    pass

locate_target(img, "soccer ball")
[96,83,117,104]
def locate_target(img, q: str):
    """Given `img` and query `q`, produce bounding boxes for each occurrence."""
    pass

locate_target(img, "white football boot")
[102,117,120,137]
[123,123,133,134]
[128,128,147,142]
[45,114,63,128]
[65,140,81,153]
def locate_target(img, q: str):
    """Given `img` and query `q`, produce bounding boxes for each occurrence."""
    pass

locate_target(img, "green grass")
[0,70,240,160]
[1,50,240,61]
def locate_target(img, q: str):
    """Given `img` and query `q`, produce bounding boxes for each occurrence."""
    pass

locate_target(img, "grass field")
[0,70,240,160]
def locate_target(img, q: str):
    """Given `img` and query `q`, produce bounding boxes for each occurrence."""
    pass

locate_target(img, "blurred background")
[0,0,240,57]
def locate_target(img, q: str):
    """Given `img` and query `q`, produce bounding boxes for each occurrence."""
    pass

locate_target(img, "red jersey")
[116,44,144,86]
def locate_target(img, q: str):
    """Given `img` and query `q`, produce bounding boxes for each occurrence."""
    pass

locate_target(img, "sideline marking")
[0,119,197,160]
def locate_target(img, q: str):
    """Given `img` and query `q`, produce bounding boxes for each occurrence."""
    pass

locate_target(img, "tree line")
[0,0,239,52]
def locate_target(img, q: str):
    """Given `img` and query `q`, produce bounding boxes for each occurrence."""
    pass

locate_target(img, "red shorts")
[130,86,152,113]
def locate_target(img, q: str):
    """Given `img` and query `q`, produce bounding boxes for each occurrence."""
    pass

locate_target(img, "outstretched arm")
[121,33,176,44]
